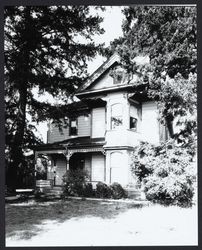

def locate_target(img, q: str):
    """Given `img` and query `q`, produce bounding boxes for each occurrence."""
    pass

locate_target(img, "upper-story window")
[69,118,78,136]
[110,66,127,85]
[130,104,141,132]
[130,117,137,131]
[111,103,123,129]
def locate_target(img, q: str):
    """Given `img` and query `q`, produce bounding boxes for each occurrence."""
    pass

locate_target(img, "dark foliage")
[110,182,127,199]
[62,169,94,197]
[95,182,112,198]
[5,6,105,189]
[112,6,196,142]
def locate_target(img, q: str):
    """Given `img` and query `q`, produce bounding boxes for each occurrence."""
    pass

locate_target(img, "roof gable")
[77,53,120,93]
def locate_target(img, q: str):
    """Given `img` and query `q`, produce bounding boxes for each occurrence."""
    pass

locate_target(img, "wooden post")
[34,151,38,189]
[64,150,73,172]
[66,156,69,171]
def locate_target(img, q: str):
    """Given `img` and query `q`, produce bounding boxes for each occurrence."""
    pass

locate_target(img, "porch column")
[65,155,70,171]
[64,150,73,171]
[34,151,39,187]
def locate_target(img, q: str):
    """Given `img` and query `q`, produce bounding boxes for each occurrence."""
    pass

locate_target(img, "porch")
[34,137,106,189]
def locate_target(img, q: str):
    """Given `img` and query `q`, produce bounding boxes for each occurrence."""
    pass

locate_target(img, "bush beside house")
[62,169,93,197]
[62,169,127,199]
[131,140,197,206]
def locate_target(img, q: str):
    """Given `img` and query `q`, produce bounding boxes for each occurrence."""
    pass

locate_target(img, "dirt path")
[6,204,197,246]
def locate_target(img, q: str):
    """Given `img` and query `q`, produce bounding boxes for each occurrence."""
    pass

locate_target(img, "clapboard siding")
[141,101,160,143]
[48,114,91,143]
[78,115,91,137]
[92,107,106,138]
[48,120,69,143]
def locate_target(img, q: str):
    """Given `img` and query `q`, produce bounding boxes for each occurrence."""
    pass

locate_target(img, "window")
[111,103,123,129]
[130,117,137,131]
[69,118,77,136]
[114,71,124,84]
[110,66,126,85]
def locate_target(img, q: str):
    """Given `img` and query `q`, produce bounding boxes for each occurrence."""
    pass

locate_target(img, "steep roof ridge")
[76,52,120,94]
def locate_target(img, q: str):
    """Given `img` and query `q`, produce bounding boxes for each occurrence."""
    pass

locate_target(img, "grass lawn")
[6,199,197,246]
[6,199,140,239]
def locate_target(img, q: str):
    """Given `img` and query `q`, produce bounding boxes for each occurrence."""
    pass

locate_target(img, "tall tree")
[116,6,197,143]
[4,6,105,190]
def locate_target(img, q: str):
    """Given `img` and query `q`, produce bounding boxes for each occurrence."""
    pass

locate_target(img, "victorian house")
[34,53,168,190]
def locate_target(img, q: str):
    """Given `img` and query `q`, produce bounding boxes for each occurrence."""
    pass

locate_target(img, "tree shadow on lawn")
[6,199,144,240]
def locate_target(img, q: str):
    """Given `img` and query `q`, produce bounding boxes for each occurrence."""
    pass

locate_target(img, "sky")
[34,6,124,142]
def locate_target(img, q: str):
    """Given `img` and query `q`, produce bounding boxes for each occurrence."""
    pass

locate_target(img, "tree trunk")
[8,85,27,190]
[165,114,174,139]
[7,7,31,191]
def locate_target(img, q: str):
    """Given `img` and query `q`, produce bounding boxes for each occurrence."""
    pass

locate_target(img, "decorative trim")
[63,146,105,160]
[76,83,134,97]
[77,53,120,93]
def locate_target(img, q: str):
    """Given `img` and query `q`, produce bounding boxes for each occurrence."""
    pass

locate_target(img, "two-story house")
[34,53,168,189]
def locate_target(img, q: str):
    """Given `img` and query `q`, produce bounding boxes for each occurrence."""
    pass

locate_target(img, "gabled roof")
[76,52,120,94]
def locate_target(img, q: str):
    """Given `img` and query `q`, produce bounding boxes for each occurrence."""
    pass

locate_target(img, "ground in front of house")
[6,199,198,246]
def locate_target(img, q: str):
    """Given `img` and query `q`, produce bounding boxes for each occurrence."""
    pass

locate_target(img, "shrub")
[131,140,197,206]
[62,169,94,197]
[83,182,95,197]
[34,189,42,198]
[131,142,156,181]
[95,182,112,198]
[110,182,127,199]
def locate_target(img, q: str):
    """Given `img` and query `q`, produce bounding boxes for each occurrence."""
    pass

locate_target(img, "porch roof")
[34,137,106,152]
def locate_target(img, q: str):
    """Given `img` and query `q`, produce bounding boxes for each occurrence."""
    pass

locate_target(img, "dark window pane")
[69,119,77,135]
[130,117,137,130]
[70,126,77,135]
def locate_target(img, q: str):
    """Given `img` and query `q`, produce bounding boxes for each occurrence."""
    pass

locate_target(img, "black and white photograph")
[4,2,198,247]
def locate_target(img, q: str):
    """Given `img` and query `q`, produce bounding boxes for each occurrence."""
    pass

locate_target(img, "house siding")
[48,120,69,143]
[90,70,114,90]
[92,107,106,138]
[141,101,160,143]
[48,114,91,143]
[91,153,105,182]
[78,115,91,137]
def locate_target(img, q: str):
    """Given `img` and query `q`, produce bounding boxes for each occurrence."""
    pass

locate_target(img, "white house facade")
[34,53,168,189]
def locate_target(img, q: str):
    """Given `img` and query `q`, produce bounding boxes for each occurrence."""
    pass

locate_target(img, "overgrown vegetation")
[95,182,112,198]
[62,169,93,197]
[110,182,127,199]
[62,169,127,199]
[131,140,197,206]
[109,6,197,142]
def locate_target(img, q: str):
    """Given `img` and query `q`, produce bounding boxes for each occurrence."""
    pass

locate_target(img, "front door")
[55,157,66,186]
